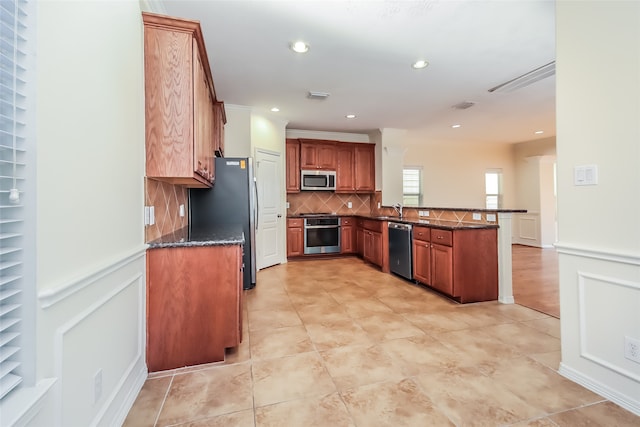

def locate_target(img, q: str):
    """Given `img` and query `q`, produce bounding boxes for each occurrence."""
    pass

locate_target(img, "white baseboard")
[559,362,640,416]
[101,358,148,427]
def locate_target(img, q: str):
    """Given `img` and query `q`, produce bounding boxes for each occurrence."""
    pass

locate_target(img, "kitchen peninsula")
[287,204,525,305]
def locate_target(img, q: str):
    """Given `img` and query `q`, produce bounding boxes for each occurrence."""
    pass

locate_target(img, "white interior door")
[255,148,283,269]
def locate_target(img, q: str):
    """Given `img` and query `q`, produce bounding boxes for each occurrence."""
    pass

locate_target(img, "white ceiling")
[160,0,556,146]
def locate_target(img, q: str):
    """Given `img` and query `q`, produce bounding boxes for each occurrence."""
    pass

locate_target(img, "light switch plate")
[149,206,155,225]
[144,206,150,226]
[473,212,481,220]
[486,213,496,222]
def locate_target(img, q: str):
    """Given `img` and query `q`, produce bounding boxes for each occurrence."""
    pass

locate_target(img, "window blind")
[0,0,28,400]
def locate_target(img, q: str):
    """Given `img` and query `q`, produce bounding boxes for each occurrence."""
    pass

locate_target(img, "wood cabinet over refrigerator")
[143,12,225,188]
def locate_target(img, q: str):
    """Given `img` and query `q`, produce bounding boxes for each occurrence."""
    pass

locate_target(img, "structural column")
[497,212,514,304]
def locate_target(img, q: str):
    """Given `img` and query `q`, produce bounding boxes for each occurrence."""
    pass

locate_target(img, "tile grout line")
[153,374,174,427]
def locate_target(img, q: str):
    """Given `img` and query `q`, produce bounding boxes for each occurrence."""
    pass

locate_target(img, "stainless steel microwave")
[300,170,336,191]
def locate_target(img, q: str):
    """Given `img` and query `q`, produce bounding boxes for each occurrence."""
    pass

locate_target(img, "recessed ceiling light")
[412,60,429,69]
[345,114,356,119]
[290,41,309,53]
[271,107,280,112]
[451,124,461,128]
[535,130,544,134]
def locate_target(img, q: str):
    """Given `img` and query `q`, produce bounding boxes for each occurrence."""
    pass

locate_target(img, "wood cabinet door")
[356,226,364,256]
[287,225,304,257]
[286,139,300,193]
[144,26,194,181]
[412,239,431,284]
[431,243,453,296]
[336,143,355,192]
[193,43,214,183]
[316,142,337,169]
[300,142,319,169]
[341,225,354,253]
[371,231,382,266]
[354,144,375,192]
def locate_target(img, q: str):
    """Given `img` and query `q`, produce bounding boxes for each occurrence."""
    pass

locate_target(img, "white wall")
[556,1,640,416]
[223,104,252,158]
[403,140,516,208]
[30,1,147,425]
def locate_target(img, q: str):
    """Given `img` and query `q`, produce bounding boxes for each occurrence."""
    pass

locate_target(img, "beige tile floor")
[124,258,639,427]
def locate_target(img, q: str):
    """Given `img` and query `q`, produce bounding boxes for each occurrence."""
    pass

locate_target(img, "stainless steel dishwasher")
[388,222,413,280]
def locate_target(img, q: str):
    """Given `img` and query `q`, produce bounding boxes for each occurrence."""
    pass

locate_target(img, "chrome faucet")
[393,203,403,218]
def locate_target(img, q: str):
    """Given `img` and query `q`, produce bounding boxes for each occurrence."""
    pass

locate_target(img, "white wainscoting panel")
[37,247,147,427]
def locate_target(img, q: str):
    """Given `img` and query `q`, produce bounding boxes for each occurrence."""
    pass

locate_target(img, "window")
[485,170,502,209]
[1,0,31,400]
[403,167,422,207]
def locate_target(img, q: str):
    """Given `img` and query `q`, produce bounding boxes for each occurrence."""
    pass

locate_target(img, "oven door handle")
[305,225,340,229]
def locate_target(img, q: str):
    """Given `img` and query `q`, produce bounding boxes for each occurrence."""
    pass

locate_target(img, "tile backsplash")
[145,178,188,242]
[287,192,371,216]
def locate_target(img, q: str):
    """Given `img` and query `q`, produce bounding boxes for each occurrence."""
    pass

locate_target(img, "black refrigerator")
[189,157,257,290]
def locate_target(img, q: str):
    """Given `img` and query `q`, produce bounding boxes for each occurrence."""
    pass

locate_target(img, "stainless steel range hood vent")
[488,61,555,93]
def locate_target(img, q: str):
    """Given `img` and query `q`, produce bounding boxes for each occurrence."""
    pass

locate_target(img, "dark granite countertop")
[147,225,244,249]
[287,214,498,230]
[380,206,527,213]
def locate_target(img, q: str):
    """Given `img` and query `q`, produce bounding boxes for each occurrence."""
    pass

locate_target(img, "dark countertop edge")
[287,215,499,230]
[147,226,244,249]
[380,206,527,213]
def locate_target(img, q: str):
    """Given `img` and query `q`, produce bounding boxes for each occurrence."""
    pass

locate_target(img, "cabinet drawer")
[413,226,431,242]
[362,219,382,233]
[342,217,354,226]
[288,218,303,227]
[431,229,452,246]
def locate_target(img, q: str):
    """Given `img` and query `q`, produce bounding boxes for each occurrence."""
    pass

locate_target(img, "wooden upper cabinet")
[192,42,214,184]
[299,139,336,170]
[143,12,223,188]
[354,143,375,192]
[336,143,355,192]
[286,139,300,193]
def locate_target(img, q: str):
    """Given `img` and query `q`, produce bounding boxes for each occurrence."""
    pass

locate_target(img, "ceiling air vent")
[488,61,555,93]
[452,101,476,110]
[307,91,330,100]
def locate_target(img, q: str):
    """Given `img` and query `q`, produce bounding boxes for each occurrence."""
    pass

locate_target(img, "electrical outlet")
[286,202,290,209]
[377,202,381,209]
[179,204,185,217]
[625,336,640,363]
[144,206,150,226]
[472,212,482,220]
[94,368,103,404]
[347,201,352,209]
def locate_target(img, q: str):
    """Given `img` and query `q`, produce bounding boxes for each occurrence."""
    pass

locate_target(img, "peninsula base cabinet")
[146,244,242,372]
[413,227,498,303]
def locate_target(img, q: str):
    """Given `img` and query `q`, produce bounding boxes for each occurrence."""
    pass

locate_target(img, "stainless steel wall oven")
[303,216,341,254]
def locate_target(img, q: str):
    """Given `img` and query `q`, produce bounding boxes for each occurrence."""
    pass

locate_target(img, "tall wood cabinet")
[143,12,225,188]
[286,139,301,193]
[354,143,375,192]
